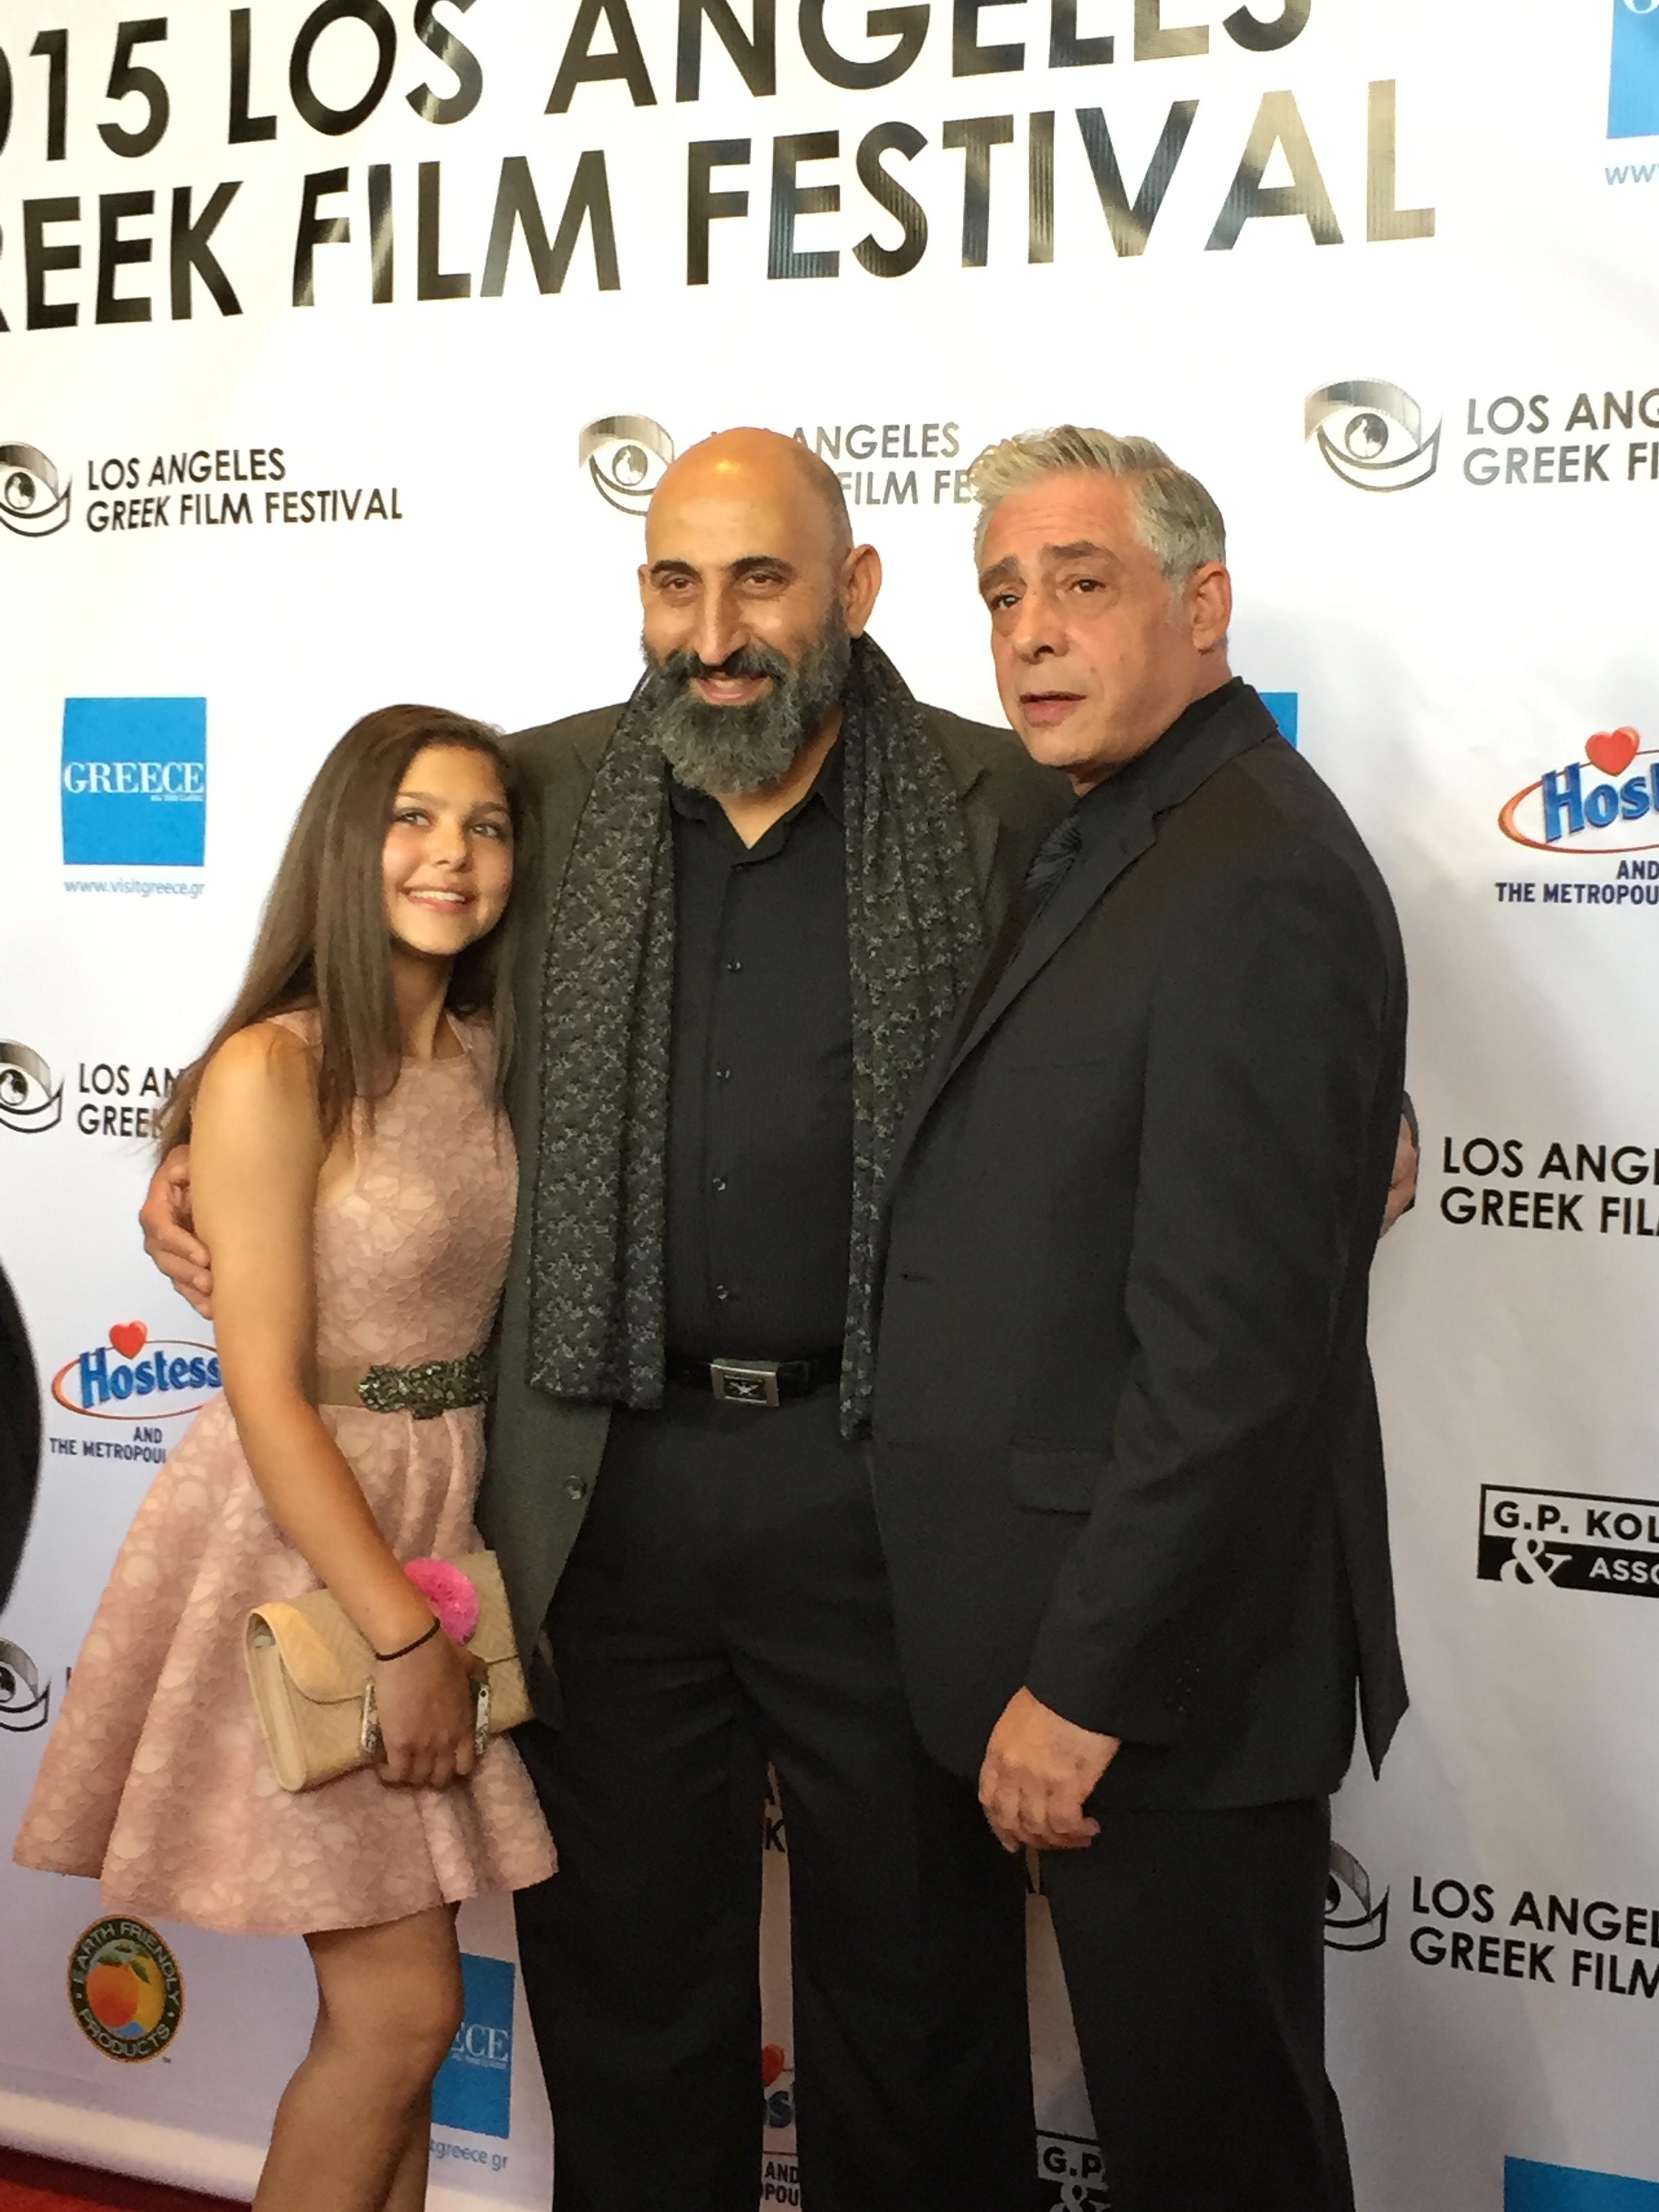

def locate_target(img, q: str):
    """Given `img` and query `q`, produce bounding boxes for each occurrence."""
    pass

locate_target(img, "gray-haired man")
[869,427,1408,2211]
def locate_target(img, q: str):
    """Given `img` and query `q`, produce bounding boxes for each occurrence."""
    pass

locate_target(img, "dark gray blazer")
[475,698,1067,1716]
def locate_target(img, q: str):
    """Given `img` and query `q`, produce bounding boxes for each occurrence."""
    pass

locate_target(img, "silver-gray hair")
[968,425,1227,583]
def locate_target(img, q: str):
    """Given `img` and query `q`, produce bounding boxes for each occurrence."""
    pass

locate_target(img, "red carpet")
[0,2148,241,2212]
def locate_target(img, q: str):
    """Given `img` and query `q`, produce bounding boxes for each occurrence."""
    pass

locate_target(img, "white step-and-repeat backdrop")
[3,3,1658,2205]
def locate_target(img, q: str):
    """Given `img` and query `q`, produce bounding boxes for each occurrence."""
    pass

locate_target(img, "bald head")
[650,427,853,560]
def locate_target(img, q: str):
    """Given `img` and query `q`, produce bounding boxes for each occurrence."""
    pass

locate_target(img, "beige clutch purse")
[244,1552,531,1793]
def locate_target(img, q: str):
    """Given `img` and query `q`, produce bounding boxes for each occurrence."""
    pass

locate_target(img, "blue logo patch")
[1507,2157,1659,2209]
[1261,692,1300,749]
[1610,0,1659,139]
[61,698,207,867]
[432,1953,513,2140]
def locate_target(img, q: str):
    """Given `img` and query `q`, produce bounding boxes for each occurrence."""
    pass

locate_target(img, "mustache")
[654,644,792,686]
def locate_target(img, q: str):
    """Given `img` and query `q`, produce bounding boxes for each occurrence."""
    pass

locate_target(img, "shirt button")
[715,1065,731,1082]
[714,1284,731,1303]
[726,958,743,974]
[711,1176,727,1192]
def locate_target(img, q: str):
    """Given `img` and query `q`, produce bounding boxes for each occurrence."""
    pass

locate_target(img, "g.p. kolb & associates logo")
[1305,381,1441,491]
[61,697,207,869]
[1479,1483,1659,1599]
[578,416,675,514]
[52,1322,220,1422]
[0,444,71,537]
[1499,726,1659,855]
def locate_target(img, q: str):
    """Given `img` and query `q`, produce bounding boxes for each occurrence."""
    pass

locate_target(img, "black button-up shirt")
[663,745,853,1361]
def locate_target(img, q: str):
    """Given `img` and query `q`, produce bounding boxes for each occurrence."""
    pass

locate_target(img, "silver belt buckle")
[709,1358,781,1408]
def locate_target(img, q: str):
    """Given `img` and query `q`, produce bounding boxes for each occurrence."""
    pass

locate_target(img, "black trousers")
[1041,1797,1354,2212]
[513,1385,1034,2212]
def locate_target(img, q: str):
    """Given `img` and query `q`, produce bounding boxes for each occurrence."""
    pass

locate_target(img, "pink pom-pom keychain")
[403,1557,480,1645]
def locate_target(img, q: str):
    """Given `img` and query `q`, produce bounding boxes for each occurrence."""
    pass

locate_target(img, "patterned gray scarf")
[527,632,985,1436]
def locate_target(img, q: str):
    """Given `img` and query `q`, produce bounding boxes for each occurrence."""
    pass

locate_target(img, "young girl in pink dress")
[16,704,554,2212]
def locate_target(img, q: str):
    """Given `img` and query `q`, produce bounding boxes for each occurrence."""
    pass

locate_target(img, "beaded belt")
[314,1351,488,1420]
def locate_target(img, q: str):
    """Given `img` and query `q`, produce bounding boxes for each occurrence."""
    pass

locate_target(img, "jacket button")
[565,1478,588,1502]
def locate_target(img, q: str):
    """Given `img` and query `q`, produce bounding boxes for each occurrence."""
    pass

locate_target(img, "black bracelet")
[373,1618,440,1663]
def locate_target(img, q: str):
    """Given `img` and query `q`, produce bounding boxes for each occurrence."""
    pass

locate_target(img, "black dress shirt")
[663,745,853,1361]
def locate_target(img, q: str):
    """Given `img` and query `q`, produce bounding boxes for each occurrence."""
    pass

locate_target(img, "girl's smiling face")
[382,743,514,960]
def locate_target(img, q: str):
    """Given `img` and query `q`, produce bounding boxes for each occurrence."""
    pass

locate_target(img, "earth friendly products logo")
[68,1919,184,2061]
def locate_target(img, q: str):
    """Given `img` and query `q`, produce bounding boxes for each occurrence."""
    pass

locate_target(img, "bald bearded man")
[497,432,1064,2211]
[143,430,1063,2209]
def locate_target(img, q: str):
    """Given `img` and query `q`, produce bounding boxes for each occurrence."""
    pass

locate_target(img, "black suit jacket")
[476,695,1067,1711]
[870,685,1409,1809]
[0,1259,40,1610]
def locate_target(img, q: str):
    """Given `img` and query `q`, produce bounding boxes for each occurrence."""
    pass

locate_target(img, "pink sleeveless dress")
[14,1012,554,1936]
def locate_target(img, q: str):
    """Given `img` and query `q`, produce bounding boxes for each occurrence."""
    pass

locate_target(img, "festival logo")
[0,1042,64,1134]
[0,444,72,537]
[1479,1483,1659,1599]
[52,1323,221,1422]
[1499,727,1659,855]
[1609,0,1659,140]
[68,1918,184,2062]
[1305,381,1441,491]
[1326,1843,1389,1951]
[60,697,207,869]
[0,1641,51,1732]
[578,416,674,514]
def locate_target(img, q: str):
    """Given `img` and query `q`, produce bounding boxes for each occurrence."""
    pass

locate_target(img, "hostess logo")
[52,1322,220,1421]
[1500,727,1659,855]
[61,698,207,868]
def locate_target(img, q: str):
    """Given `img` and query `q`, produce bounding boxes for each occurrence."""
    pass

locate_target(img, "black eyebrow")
[647,554,798,584]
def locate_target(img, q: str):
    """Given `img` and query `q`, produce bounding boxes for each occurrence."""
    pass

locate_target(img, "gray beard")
[638,616,852,796]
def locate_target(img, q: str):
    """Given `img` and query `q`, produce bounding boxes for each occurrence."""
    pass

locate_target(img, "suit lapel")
[887,683,1282,1188]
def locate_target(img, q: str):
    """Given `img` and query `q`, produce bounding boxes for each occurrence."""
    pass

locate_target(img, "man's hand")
[978,1687,1120,1853]
[1382,1111,1418,1234]
[140,1145,214,1317]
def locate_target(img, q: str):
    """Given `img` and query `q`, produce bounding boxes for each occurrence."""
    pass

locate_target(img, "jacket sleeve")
[1021,836,1397,1744]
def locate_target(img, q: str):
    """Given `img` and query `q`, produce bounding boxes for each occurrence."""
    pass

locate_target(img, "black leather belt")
[664,1353,842,1408]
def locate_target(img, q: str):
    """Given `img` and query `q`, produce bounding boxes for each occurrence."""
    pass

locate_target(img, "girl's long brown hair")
[157,704,527,1155]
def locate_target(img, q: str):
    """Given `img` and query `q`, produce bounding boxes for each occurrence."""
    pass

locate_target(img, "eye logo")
[0,444,72,537]
[0,1641,50,1733]
[1325,1843,1389,1951]
[1305,382,1441,492]
[0,1042,64,1134]
[578,416,675,514]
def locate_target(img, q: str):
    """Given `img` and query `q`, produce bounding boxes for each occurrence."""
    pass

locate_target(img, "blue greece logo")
[61,699,207,868]
[1610,0,1659,140]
